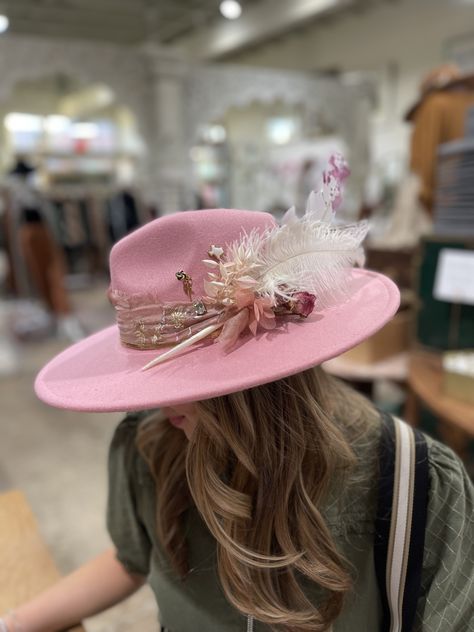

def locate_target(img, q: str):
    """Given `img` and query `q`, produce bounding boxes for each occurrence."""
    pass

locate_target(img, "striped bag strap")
[374,413,429,632]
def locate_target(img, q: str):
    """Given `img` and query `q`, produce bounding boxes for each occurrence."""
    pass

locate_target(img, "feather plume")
[220,153,367,309]
[255,219,368,307]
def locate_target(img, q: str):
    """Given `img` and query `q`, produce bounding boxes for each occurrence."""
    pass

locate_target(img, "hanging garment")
[106,190,140,244]
[57,199,88,248]
[19,214,71,315]
[52,198,93,274]
[4,169,80,311]
[410,88,474,215]
[85,195,110,273]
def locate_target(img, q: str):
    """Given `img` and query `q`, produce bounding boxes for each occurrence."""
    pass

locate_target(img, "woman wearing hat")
[1,157,473,632]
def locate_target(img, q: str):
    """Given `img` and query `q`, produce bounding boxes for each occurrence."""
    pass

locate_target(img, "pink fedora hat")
[35,161,400,412]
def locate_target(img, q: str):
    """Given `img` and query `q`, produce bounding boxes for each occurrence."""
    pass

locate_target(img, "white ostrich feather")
[224,208,369,309]
[256,218,368,307]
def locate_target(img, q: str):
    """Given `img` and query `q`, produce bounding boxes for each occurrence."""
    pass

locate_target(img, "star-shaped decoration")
[208,244,224,260]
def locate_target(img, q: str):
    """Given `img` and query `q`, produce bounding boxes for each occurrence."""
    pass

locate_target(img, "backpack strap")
[374,413,429,632]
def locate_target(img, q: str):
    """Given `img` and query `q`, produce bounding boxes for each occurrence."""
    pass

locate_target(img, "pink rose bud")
[292,292,316,318]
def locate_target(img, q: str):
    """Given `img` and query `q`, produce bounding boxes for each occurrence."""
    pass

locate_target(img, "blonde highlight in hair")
[137,367,378,631]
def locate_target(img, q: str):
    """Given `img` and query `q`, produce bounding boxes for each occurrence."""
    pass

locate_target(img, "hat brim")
[35,269,399,412]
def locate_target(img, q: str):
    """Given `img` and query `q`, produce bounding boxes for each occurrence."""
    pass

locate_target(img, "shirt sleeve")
[106,413,152,576]
[415,438,474,631]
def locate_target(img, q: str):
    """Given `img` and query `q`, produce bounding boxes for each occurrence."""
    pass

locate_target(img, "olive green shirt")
[107,414,474,631]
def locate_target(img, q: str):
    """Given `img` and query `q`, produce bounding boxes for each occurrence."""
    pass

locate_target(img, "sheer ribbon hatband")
[109,289,225,350]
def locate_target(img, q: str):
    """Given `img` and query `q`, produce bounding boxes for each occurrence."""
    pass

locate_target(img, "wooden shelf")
[406,351,474,437]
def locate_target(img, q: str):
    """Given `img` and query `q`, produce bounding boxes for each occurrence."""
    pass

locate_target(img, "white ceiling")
[0,0,262,45]
[0,0,389,50]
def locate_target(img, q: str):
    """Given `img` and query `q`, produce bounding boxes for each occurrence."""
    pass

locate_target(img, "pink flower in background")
[328,153,350,181]
[322,153,351,212]
[323,173,343,211]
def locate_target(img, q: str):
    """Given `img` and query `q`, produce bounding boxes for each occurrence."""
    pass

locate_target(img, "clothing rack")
[47,186,150,275]
[1,177,152,306]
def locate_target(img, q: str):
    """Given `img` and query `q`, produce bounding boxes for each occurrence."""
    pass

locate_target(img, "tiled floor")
[0,283,158,631]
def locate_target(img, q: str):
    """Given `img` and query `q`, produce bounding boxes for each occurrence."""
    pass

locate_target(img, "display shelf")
[323,352,409,383]
[405,350,474,436]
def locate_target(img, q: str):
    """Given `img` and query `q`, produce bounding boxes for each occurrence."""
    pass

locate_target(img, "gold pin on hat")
[175,270,193,300]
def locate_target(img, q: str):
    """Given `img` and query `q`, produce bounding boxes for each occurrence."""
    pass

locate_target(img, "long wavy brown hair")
[137,366,378,631]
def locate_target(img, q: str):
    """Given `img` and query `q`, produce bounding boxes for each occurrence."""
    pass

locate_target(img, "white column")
[144,45,189,214]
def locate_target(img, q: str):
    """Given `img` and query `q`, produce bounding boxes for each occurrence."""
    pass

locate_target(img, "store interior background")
[1,0,474,630]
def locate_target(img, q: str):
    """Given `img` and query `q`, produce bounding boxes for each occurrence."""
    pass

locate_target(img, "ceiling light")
[44,115,71,134]
[219,0,242,20]
[5,113,43,133]
[266,118,297,145]
[203,124,227,144]
[0,15,9,34]
[72,122,99,139]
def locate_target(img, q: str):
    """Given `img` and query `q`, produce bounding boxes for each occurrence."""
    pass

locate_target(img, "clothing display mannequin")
[406,65,474,215]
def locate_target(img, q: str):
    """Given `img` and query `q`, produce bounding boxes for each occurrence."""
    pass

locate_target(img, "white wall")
[226,0,474,171]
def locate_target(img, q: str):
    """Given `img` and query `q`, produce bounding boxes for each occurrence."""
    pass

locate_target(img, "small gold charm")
[175,270,193,300]
[208,244,224,260]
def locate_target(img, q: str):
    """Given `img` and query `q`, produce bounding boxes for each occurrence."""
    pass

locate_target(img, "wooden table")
[0,490,84,630]
[405,351,474,457]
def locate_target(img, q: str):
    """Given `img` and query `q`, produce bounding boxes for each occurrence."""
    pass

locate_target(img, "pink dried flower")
[249,296,276,334]
[291,292,316,318]
[328,153,350,181]
[231,287,276,336]
[323,153,351,211]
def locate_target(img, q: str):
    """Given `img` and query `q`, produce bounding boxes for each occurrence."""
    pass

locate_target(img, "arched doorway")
[185,64,369,219]
[0,73,145,190]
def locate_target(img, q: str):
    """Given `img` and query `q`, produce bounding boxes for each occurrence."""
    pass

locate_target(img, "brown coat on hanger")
[19,221,71,315]
[407,71,474,215]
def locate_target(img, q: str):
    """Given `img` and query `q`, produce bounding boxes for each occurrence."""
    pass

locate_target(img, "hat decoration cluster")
[109,154,369,370]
